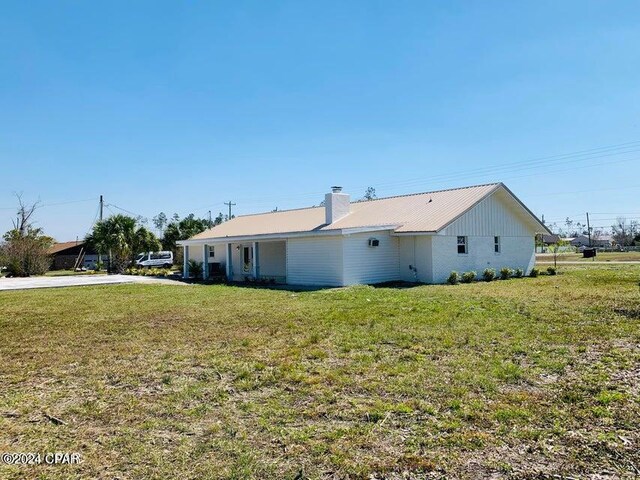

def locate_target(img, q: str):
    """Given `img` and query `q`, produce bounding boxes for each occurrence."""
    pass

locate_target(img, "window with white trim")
[457,236,467,254]
[494,236,500,253]
[209,246,215,258]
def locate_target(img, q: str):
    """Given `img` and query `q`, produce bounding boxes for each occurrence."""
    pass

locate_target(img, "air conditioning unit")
[368,238,379,247]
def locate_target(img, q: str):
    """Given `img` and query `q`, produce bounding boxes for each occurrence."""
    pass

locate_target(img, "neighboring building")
[48,241,101,270]
[535,233,561,253]
[178,183,550,286]
[563,235,614,248]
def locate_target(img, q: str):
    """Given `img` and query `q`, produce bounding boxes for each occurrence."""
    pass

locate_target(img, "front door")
[241,245,253,275]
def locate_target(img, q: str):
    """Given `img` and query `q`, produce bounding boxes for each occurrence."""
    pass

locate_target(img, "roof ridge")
[354,182,501,203]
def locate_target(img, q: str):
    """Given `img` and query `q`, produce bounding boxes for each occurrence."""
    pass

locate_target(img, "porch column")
[253,241,259,279]
[202,244,209,280]
[226,243,232,280]
[183,245,190,279]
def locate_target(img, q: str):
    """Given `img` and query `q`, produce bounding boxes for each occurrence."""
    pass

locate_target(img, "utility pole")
[224,201,236,220]
[208,210,212,227]
[98,195,104,269]
[586,212,592,247]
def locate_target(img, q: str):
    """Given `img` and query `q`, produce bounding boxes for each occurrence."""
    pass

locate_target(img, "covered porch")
[182,239,287,284]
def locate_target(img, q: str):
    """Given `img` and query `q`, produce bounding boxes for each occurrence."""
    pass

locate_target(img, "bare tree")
[1,195,52,276]
[611,217,639,246]
[12,193,40,237]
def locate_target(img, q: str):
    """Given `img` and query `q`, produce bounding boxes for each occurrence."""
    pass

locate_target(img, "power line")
[0,196,96,210]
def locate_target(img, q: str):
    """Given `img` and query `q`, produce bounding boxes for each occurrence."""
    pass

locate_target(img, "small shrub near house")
[547,266,557,276]
[461,271,477,283]
[447,271,459,285]
[188,260,203,279]
[529,267,539,277]
[482,268,496,282]
[514,268,524,278]
[500,267,513,280]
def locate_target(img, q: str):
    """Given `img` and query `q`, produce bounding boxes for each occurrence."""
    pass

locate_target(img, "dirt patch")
[613,308,640,320]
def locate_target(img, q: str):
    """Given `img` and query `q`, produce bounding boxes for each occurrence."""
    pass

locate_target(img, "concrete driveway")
[0,274,188,291]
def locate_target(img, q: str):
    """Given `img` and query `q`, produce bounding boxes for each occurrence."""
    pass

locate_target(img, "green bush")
[500,267,513,280]
[482,268,496,282]
[547,266,557,276]
[188,260,203,279]
[529,267,539,277]
[447,271,459,285]
[514,268,524,278]
[461,271,477,283]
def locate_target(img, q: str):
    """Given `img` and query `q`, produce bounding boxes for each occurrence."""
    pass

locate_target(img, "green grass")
[537,251,640,262]
[1,266,639,479]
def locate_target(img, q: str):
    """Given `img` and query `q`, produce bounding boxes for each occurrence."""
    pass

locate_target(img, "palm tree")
[86,215,160,273]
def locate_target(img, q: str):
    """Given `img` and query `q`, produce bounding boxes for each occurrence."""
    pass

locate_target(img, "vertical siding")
[342,231,400,285]
[441,190,532,237]
[286,236,344,286]
[430,189,537,283]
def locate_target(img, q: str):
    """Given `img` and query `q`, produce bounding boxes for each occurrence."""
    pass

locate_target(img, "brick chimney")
[325,186,350,224]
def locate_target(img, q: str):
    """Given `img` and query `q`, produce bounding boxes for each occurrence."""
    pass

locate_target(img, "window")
[243,246,251,264]
[150,253,161,260]
[209,246,215,258]
[457,236,467,254]
[494,236,500,253]
[160,252,172,259]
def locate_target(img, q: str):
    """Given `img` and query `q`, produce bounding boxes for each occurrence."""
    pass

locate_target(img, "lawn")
[537,251,640,262]
[1,266,639,479]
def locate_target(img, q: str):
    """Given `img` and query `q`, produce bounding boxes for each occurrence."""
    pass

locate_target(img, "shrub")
[0,229,53,277]
[447,271,459,285]
[461,271,477,283]
[514,268,524,278]
[547,266,557,276]
[482,268,496,282]
[500,267,512,280]
[188,260,203,278]
[529,267,539,277]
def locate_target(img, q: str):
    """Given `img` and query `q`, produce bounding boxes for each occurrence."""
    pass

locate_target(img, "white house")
[178,183,550,286]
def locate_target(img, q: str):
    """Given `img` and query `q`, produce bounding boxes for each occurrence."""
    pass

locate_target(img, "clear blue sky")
[1,1,639,240]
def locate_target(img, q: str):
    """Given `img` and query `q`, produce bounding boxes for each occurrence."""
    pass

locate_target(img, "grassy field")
[537,251,640,262]
[1,266,639,479]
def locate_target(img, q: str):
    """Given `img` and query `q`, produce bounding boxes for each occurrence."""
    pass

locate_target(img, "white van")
[135,251,173,268]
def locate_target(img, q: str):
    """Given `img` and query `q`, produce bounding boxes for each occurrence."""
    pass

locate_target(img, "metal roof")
[187,182,548,242]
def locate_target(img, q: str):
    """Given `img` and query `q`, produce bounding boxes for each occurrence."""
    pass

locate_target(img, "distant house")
[535,233,561,253]
[178,183,549,286]
[48,241,101,270]
[563,235,613,248]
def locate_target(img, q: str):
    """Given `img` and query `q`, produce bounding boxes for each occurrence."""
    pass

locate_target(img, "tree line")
[0,195,226,276]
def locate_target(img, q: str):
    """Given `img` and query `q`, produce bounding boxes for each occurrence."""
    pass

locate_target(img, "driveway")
[0,274,188,291]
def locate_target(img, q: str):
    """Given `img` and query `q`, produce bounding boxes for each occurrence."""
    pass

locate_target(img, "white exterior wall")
[286,236,344,286]
[398,236,433,283]
[432,190,537,283]
[259,241,287,278]
[430,235,535,284]
[187,243,227,269]
[342,231,399,285]
[440,189,534,237]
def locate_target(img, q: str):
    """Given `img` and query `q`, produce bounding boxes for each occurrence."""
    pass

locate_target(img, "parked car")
[135,251,173,268]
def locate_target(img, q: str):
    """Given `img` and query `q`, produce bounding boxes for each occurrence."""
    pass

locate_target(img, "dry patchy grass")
[1,265,639,479]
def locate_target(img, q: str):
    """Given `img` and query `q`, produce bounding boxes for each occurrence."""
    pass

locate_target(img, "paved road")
[0,274,188,291]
